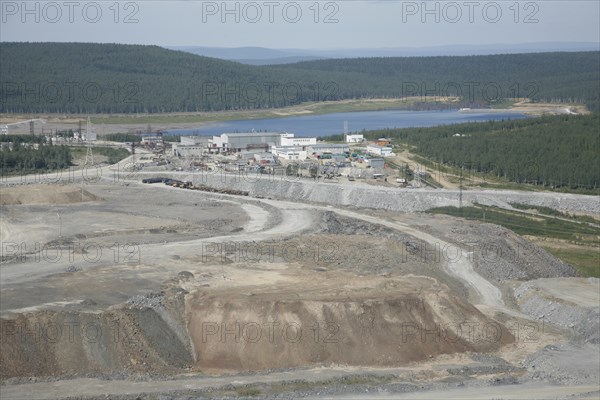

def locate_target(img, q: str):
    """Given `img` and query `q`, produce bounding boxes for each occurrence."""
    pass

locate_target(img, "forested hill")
[364,114,600,191]
[1,42,598,113]
[279,53,600,109]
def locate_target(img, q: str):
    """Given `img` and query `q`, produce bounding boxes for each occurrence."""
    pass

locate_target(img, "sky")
[1,0,599,49]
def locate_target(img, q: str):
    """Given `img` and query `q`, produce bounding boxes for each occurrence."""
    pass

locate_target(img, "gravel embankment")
[184,174,600,215]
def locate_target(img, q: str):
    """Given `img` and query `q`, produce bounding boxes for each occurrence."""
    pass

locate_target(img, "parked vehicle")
[142,177,166,184]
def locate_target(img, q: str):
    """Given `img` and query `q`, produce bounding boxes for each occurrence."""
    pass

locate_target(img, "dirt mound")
[0,184,99,205]
[186,275,514,372]
[0,274,514,380]
[0,305,193,379]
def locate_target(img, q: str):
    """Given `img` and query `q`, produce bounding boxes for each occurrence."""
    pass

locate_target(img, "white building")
[211,132,281,152]
[367,145,394,157]
[272,146,308,160]
[141,136,163,146]
[280,132,317,147]
[172,144,207,156]
[308,144,350,155]
[180,136,210,146]
[345,134,364,143]
[173,136,210,156]
[254,152,276,163]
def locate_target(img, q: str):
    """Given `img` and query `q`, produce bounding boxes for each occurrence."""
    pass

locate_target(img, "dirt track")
[1,171,598,399]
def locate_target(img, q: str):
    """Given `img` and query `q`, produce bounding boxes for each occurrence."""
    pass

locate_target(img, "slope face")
[186,275,514,372]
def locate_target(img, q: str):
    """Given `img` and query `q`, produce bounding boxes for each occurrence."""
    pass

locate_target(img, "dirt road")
[1,166,597,399]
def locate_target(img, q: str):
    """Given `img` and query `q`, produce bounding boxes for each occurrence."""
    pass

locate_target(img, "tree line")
[0,136,71,175]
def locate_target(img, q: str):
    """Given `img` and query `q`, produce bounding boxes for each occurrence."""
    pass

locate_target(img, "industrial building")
[172,144,207,157]
[180,136,210,146]
[345,134,364,143]
[172,136,211,156]
[272,146,308,160]
[280,133,317,147]
[366,158,385,169]
[211,132,282,153]
[367,145,394,157]
[308,143,350,155]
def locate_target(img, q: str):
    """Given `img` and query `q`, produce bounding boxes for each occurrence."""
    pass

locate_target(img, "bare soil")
[0,178,597,399]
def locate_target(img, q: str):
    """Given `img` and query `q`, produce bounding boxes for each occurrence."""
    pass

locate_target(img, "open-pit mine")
[1,158,598,400]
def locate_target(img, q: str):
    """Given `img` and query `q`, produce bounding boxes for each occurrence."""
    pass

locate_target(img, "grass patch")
[542,247,600,278]
[69,146,130,164]
[510,202,599,224]
[93,147,130,164]
[426,205,598,242]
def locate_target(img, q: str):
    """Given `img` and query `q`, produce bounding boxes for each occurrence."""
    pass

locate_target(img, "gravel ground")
[1,178,597,400]
[522,343,600,386]
[514,279,600,344]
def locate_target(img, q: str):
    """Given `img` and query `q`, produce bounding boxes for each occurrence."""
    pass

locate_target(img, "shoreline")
[0,99,587,135]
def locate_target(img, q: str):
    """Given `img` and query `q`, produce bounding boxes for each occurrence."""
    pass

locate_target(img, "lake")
[167,109,527,137]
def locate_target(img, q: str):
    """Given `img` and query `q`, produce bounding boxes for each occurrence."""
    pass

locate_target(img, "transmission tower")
[131,141,136,164]
[85,117,95,165]
[414,164,421,187]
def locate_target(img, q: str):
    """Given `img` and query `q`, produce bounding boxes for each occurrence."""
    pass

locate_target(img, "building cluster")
[172,131,320,159]
[165,131,394,171]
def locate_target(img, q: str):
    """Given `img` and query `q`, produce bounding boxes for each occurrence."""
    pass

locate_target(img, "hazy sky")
[1,0,599,48]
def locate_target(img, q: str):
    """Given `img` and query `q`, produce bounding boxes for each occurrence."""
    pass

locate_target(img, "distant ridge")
[169,42,600,64]
[1,42,598,113]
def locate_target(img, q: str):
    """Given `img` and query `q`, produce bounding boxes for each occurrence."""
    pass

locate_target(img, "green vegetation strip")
[543,247,600,278]
[426,205,599,242]
[223,374,397,398]
[510,202,599,224]
[71,146,130,164]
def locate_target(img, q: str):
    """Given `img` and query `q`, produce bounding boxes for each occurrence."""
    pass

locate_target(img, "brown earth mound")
[1,274,514,379]
[186,275,514,372]
[0,306,192,379]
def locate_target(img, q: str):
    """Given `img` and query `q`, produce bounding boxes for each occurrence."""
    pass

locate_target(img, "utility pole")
[459,168,463,209]
[57,212,62,239]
